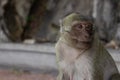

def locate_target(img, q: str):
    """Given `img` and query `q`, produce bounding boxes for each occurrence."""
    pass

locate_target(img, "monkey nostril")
[84,31,93,38]
[85,28,93,35]
[84,33,89,38]
[85,35,89,38]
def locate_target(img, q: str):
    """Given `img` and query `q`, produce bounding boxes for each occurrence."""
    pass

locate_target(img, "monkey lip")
[78,35,93,41]
[71,35,93,42]
[79,41,92,43]
[73,37,93,43]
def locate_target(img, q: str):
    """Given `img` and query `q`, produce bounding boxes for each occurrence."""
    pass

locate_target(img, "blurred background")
[0,0,120,45]
[0,0,120,80]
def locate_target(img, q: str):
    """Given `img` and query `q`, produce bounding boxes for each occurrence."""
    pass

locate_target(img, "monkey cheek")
[78,35,93,42]
[70,32,93,42]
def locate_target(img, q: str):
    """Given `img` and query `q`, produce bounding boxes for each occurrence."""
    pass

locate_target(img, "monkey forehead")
[71,21,92,26]
[63,13,93,27]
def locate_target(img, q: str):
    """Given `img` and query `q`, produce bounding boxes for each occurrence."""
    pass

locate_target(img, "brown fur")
[55,13,120,80]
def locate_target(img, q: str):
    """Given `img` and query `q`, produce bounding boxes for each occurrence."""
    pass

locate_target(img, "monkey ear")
[59,19,64,33]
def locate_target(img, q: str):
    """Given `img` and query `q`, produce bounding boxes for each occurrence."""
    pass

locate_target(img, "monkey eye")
[74,24,83,30]
[85,24,93,31]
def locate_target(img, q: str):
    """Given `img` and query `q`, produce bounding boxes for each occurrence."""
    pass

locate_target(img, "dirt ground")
[0,69,56,80]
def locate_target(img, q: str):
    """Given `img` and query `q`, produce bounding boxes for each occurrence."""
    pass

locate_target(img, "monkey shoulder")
[93,44,119,80]
[95,44,117,69]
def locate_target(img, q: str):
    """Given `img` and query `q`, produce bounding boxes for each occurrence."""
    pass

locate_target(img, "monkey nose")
[84,31,93,39]
[85,34,90,38]
[85,29,93,36]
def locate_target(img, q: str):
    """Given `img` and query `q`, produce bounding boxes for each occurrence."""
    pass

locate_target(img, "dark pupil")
[86,24,93,31]
[78,24,82,29]
[74,23,93,31]
[75,24,82,29]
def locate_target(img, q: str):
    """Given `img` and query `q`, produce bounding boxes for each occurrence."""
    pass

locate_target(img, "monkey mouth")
[78,40,93,43]
[71,37,93,44]
[71,35,93,41]
[79,41,91,44]
[70,32,94,43]
[77,35,93,42]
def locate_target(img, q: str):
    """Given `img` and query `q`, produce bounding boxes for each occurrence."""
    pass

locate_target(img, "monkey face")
[69,21,94,42]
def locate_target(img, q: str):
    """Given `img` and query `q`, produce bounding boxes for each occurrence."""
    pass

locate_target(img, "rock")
[0,0,10,42]
[0,69,55,80]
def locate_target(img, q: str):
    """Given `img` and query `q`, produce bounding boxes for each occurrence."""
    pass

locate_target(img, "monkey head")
[61,13,95,44]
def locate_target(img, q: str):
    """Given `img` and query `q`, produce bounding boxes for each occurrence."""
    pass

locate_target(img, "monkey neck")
[60,33,92,50]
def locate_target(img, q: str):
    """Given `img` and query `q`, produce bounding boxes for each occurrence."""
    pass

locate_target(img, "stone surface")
[0,43,119,72]
[0,69,55,80]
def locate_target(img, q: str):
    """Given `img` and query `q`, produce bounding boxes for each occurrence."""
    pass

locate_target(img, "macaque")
[55,13,120,80]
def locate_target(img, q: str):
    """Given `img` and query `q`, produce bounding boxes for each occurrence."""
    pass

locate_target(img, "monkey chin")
[71,38,93,49]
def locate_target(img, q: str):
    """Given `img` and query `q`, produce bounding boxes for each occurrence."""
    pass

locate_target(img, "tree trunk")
[94,0,119,43]
[21,0,49,41]
[4,0,23,42]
